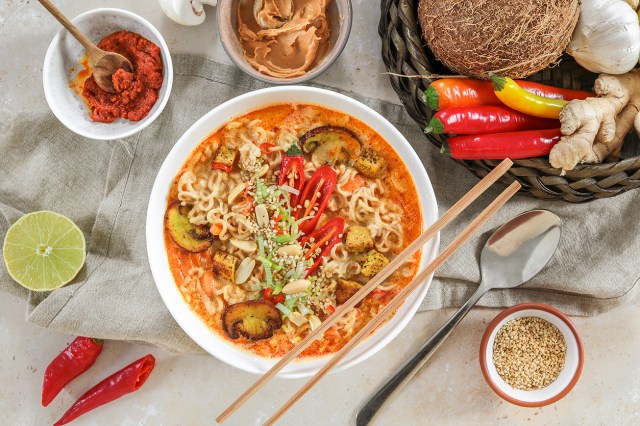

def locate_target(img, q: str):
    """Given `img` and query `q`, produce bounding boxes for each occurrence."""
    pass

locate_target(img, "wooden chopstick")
[265,180,522,425]
[216,158,514,424]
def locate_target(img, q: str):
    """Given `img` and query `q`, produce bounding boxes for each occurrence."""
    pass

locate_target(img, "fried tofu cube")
[213,145,237,169]
[212,250,238,282]
[345,225,374,253]
[336,279,363,306]
[353,148,386,178]
[361,250,389,278]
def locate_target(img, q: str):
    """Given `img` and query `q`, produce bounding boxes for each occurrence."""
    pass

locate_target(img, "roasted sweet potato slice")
[165,202,211,252]
[300,126,361,165]
[222,301,282,341]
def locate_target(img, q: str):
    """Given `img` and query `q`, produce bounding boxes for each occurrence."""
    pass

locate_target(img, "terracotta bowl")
[217,0,352,84]
[479,303,584,407]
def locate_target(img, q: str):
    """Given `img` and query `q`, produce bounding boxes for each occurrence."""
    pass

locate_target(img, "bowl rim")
[42,7,174,141]
[479,302,584,407]
[145,85,440,378]
[216,0,353,85]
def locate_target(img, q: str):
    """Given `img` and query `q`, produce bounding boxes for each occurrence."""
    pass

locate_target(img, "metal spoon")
[39,0,133,93]
[253,0,294,29]
[356,209,561,426]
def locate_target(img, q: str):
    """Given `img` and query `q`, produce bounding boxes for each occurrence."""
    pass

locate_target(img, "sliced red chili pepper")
[446,128,562,160]
[295,165,337,236]
[370,289,388,299]
[211,163,232,173]
[53,354,156,426]
[301,217,345,277]
[42,337,104,407]
[271,214,288,235]
[425,106,559,135]
[262,288,285,305]
[327,305,336,314]
[279,142,305,207]
[240,184,253,214]
[260,142,275,155]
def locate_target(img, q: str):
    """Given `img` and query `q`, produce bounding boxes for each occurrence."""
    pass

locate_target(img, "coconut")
[418,0,580,79]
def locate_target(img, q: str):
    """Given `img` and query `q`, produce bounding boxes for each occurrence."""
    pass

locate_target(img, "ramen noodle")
[164,104,422,357]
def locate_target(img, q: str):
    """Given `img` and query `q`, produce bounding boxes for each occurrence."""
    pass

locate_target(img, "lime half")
[3,211,86,291]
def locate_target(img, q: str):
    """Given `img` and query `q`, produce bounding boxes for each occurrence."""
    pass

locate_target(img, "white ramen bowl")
[146,86,439,378]
[42,8,173,140]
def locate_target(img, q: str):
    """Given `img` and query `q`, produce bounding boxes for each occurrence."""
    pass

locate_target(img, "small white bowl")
[42,8,173,140]
[480,303,584,407]
[146,86,440,378]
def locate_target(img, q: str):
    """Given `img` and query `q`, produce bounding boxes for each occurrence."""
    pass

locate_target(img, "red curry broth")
[165,104,423,358]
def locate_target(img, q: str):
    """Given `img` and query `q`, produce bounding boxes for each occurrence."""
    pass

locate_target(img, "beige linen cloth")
[1,56,639,353]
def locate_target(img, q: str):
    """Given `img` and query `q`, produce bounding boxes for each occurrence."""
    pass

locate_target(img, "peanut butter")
[238,0,332,79]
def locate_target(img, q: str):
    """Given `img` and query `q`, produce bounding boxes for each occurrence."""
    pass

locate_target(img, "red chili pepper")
[271,214,288,235]
[279,142,305,207]
[262,288,285,305]
[300,217,345,277]
[260,142,275,155]
[211,163,231,173]
[425,106,559,135]
[53,355,156,426]
[425,78,593,111]
[446,128,562,160]
[240,184,254,214]
[370,289,388,299]
[295,165,337,236]
[327,305,336,314]
[42,337,104,407]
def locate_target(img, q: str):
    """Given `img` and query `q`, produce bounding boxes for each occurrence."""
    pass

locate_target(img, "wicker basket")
[379,0,640,202]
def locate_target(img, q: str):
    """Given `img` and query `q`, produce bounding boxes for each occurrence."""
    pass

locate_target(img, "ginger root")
[549,69,640,171]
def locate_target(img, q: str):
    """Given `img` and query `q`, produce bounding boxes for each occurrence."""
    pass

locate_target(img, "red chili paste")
[82,31,163,123]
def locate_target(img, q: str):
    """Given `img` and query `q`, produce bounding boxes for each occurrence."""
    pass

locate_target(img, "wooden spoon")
[38,0,133,93]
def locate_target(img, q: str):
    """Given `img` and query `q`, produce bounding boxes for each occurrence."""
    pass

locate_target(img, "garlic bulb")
[567,0,640,74]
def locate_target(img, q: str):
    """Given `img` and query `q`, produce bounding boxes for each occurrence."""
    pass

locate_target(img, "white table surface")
[1,1,639,425]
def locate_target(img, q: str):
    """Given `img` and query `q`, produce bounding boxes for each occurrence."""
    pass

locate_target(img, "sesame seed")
[492,317,567,391]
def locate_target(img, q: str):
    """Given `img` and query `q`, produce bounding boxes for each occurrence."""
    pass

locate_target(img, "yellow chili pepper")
[491,75,568,119]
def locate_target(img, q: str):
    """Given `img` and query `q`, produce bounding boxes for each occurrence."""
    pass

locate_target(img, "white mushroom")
[159,0,217,26]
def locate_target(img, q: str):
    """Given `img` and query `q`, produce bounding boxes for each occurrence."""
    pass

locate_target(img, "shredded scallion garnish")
[275,303,292,317]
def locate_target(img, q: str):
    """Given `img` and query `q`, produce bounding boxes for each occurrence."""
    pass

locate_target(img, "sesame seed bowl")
[479,303,584,407]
